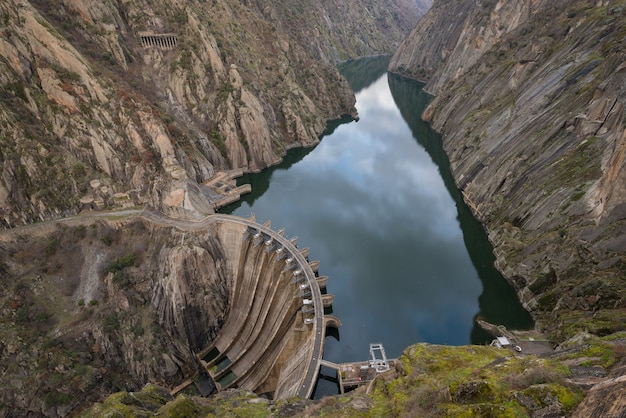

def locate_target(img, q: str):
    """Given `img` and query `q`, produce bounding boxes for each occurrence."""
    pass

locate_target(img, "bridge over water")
[141,211,340,399]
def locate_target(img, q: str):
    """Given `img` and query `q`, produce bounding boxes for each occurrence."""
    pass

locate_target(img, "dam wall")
[195,215,334,399]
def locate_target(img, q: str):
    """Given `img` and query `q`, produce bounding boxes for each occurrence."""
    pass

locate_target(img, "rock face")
[390,1,626,345]
[0,0,424,226]
[0,217,232,416]
[245,0,432,63]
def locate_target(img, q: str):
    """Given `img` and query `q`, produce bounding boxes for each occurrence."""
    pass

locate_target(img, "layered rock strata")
[0,0,424,226]
[390,0,626,343]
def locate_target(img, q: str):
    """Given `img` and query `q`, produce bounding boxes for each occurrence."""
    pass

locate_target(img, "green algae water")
[220,56,533,397]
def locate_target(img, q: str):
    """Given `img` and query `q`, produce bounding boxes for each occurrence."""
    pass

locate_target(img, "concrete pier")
[202,170,252,210]
[319,343,395,394]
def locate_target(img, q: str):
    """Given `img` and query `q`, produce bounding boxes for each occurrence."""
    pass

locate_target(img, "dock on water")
[320,343,396,394]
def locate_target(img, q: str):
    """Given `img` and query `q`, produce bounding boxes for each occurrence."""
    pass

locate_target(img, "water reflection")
[221,56,532,398]
[337,55,391,93]
[387,74,533,343]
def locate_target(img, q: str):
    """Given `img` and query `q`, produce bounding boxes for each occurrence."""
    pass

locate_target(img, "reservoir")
[221,56,533,396]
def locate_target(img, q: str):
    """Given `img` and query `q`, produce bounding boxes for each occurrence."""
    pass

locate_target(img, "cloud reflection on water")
[231,74,482,363]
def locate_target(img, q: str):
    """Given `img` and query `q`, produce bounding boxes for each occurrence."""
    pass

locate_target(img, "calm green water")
[221,56,533,396]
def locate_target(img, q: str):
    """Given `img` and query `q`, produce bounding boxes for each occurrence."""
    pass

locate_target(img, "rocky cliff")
[0,0,423,227]
[0,215,233,416]
[390,0,626,342]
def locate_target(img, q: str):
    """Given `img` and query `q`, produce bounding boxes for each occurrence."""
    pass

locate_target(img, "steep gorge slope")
[390,0,626,340]
[0,0,422,227]
[0,216,231,416]
[243,0,431,63]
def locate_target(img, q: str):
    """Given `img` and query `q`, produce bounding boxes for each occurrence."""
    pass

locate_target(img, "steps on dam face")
[201,223,308,391]
[215,254,291,377]
[225,270,301,382]
[274,331,316,398]
[232,296,301,393]
[209,239,268,361]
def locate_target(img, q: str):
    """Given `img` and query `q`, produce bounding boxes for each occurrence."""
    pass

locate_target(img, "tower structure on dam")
[195,215,340,399]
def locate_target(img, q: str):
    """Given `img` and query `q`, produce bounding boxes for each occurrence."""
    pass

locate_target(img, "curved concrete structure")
[156,214,336,399]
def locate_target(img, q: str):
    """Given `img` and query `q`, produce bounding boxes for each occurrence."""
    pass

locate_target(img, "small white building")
[491,336,511,348]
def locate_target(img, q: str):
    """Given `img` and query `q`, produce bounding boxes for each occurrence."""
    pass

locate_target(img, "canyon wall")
[0,217,231,415]
[0,0,423,226]
[390,0,626,339]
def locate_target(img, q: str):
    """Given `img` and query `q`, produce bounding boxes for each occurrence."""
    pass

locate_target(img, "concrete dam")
[148,212,341,399]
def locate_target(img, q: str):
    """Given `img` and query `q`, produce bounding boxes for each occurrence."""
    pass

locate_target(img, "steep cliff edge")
[390,0,626,341]
[0,215,233,416]
[0,0,423,226]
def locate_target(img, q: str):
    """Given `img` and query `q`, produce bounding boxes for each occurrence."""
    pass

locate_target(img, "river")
[221,56,533,397]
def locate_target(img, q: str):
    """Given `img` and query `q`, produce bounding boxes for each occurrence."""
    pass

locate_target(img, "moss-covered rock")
[77,336,626,417]
[158,395,199,417]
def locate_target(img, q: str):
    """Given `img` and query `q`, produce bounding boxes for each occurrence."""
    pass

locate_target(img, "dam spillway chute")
[316,276,328,289]
[323,315,342,330]
[321,294,335,308]
[308,260,320,273]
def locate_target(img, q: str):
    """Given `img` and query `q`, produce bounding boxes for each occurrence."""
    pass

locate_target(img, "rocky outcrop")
[0,0,424,226]
[246,0,431,63]
[82,337,626,417]
[0,216,232,416]
[390,0,626,347]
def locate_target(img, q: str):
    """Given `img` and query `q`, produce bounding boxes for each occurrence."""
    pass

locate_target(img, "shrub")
[103,313,120,332]
[44,390,71,407]
[105,252,136,275]
[46,238,59,255]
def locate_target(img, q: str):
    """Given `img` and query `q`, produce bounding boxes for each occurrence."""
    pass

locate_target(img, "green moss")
[44,390,71,407]
[97,391,153,417]
[556,309,626,340]
[135,384,174,410]
[158,395,198,417]
[450,380,496,404]
[522,383,583,413]
[576,341,619,369]
[211,396,270,418]
[603,331,626,341]
[80,385,174,417]
[550,385,584,413]
[441,402,527,417]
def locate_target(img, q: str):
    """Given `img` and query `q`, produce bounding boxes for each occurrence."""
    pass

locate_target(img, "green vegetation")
[105,251,136,287]
[218,82,235,102]
[78,343,593,417]
[105,252,136,275]
[102,313,120,332]
[44,390,72,407]
[210,129,229,161]
[7,81,28,101]
[46,237,59,255]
